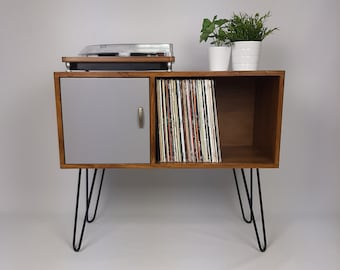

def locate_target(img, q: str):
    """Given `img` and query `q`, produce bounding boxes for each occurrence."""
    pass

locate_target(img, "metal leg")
[73,168,105,252]
[86,169,105,223]
[233,168,267,252]
[233,169,252,224]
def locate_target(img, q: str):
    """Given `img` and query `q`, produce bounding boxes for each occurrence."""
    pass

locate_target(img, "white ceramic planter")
[209,46,231,71]
[231,41,262,71]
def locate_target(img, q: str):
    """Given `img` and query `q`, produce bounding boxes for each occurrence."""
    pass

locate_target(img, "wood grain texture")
[54,73,66,167]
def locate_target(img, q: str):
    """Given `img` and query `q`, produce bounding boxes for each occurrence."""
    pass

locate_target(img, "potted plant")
[200,15,231,71]
[225,11,278,70]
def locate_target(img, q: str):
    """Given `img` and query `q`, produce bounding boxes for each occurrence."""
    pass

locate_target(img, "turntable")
[62,43,175,71]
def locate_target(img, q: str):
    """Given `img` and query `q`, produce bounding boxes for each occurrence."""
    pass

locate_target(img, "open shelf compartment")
[153,72,284,168]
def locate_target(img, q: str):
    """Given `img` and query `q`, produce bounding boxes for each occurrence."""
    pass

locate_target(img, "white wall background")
[0,0,339,269]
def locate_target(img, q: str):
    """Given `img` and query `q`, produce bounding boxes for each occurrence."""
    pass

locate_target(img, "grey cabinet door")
[60,78,150,164]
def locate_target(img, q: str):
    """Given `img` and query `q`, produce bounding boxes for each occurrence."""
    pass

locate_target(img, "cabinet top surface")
[54,70,285,78]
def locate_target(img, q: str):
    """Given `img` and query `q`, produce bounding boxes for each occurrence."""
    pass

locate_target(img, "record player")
[62,43,175,71]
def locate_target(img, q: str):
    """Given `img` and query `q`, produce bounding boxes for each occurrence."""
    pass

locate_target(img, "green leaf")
[202,18,212,29]
[224,11,278,42]
[199,15,229,45]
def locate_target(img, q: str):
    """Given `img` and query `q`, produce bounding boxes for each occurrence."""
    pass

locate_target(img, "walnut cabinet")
[54,71,284,169]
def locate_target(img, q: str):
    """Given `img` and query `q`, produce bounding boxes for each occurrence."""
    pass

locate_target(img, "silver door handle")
[138,107,144,128]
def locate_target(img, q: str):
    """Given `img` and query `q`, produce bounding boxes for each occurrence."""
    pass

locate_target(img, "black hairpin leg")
[233,168,267,252]
[73,168,105,252]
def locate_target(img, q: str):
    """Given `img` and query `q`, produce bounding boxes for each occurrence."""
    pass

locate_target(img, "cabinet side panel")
[60,78,150,164]
[54,74,66,166]
[253,77,281,165]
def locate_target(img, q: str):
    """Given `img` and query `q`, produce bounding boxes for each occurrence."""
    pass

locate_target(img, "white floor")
[1,209,339,269]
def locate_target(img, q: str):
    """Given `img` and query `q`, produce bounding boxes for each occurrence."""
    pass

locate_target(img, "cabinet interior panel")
[215,77,256,148]
[253,76,282,164]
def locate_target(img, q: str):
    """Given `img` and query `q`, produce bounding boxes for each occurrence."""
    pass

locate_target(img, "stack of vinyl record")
[156,78,221,163]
